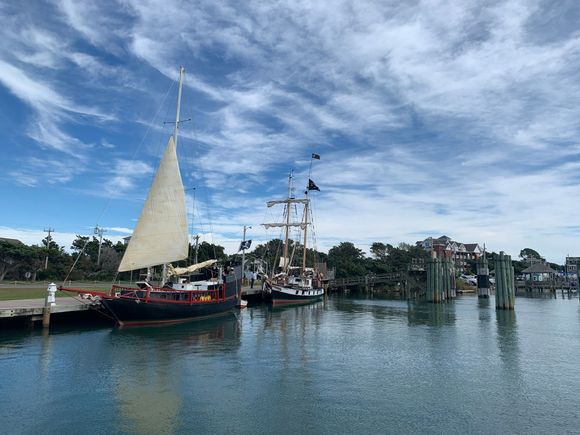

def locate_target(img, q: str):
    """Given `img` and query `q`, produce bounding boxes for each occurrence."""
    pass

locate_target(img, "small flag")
[311,153,320,160]
[239,240,252,251]
[308,179,320,191]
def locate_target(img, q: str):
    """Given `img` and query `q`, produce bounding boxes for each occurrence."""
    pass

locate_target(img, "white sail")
[167,259,218,277]
[267,199,308,207]
[118,136,189,272]
[262,223,306,229]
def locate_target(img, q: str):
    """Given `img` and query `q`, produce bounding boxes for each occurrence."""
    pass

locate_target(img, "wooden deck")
[0,298,97,319]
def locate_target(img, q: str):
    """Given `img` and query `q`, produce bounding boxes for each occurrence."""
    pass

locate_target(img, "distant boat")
[262,171,324,305]
[60,67,241,326]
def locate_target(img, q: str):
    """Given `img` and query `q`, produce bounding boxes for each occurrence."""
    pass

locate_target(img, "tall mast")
[174,66,185,147]
[161,66,185,285]
[302,199,309,272]
[283,171,292,273]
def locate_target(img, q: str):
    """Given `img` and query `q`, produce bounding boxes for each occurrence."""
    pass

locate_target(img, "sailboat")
[60,67,241,326]
[262,171,324,305]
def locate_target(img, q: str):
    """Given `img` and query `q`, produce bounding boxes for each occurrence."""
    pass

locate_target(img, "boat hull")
[101,268,241,327]
[270,285,324,306]
[101,296,238,327]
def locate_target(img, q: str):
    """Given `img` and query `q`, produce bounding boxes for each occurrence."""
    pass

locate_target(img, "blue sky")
[1,0,580,262]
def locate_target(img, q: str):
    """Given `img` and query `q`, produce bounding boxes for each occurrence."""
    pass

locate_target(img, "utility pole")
[193,234,200,264]
[94,225,107,266]
[43,228,54,270]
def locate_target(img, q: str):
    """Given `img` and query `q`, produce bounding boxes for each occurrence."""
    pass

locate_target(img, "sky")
[1,0,580,263]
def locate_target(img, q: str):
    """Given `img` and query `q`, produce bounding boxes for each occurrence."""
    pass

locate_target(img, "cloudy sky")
[1,0,579,262]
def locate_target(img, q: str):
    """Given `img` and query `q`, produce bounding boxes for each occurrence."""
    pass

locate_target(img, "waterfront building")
[521,262,557,282]
[416,235,482,272]
[564,256,580,276]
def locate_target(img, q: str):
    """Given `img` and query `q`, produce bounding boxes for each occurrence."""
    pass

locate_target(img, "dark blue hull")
[101,296,238,327]
[102,269,241,327]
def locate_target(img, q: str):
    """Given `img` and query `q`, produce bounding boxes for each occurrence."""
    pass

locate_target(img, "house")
[416,235,482,272]
[522,262,557,282]
[565,256,580,276]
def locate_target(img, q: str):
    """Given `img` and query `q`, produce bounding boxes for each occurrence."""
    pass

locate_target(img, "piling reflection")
[477,298,492,323]
[407,301,456,327]
[495,309,521,383]
[39,330,52,378]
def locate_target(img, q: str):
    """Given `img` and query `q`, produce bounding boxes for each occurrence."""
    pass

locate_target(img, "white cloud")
[2,0,580,263]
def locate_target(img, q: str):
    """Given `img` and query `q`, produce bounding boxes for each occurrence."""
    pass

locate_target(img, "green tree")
[519,248,541,261]
[328,242,366,278]
[370,242,387,261]
[0,240,29,280]
[195,241,227,263]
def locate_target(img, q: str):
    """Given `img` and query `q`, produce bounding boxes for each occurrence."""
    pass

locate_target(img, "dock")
[0,297,100,323]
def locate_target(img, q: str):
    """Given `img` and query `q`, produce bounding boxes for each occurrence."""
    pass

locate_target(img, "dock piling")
[477,257,490,298]
[42,283,57,328]
[495,252,515,310]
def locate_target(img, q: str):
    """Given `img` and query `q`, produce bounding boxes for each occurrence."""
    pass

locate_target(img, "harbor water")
[1,294,579,434]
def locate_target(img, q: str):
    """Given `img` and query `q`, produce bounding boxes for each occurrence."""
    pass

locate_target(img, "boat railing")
[110,284,227,304]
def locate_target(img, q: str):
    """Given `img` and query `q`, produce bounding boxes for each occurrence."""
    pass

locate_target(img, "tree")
[328,242,366,278]
[370,242,387,261]
[196,241,227,263]
[0,240,29,280]
[100,247,120,274]
[519,248,541,261]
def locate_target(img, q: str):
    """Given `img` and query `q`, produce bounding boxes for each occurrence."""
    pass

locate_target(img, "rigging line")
[94,77,178,227]
[182,84,219,258]
[62,236,92,286]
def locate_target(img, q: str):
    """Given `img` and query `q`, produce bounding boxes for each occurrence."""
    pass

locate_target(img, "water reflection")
[407,301,456,327]
[39,331,52,378]
[477,298,492,323]
[516,291,579,300]
[495,310,521,385]
[109,315,241,435]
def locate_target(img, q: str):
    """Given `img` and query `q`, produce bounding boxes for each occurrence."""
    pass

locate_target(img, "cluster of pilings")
[476,257,490,298]
[426,258,456,303]
[495,252,515,310]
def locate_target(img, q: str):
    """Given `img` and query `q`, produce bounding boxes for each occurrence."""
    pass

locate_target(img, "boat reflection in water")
[109,314,240,435]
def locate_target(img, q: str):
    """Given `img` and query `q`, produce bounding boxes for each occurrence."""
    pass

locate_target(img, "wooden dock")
[0,297,98,321]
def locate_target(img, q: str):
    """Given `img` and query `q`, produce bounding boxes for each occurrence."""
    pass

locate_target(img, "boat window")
[296,290,299,295]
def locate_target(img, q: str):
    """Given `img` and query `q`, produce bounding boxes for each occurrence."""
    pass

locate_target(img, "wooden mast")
[161,66,185,285]
[302,198,308,272]
[282,171,292,274]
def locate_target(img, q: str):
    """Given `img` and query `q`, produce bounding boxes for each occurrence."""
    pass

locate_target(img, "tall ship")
[262,168,325,305]
[60,67,241,326]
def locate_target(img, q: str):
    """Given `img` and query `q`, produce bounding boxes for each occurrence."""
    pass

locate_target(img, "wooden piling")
[495,252,515,310]
[42,305,51,328]
[42,283,57,329]
[443,259,456,299]
[427,258,447,303]
[477,256,490,298]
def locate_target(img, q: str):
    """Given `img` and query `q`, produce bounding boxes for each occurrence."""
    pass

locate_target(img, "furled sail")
[262,223,306,229]
[118,136,189,272]
[167,259,218,277]
[267,199,308,207]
